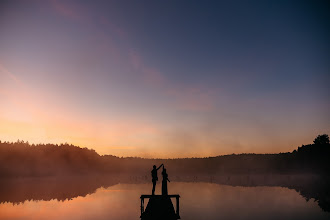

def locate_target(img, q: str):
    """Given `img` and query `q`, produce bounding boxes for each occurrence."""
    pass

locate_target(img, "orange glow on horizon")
[0,63,327,159]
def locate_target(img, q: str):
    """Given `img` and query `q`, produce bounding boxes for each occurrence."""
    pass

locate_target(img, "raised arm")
[156,164,164,170]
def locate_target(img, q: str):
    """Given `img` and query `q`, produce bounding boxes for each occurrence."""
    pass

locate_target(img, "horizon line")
[0,139,303,160]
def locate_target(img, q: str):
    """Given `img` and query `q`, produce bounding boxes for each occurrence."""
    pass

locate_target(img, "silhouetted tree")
[313,134,330,145]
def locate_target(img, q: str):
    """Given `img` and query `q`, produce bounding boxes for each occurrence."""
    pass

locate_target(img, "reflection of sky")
[0,1,329,157]
[0,183,329,220]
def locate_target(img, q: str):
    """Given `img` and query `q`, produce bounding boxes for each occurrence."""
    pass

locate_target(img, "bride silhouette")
[162,166,170,195]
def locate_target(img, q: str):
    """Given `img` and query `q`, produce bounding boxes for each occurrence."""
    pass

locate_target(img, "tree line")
[0,134,329,178]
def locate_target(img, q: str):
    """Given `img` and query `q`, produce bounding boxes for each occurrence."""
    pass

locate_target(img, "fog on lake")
[0,175,329,220]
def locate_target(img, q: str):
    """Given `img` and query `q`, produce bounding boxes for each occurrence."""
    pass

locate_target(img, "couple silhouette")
[151,164,170,195]
[140,164,180,219]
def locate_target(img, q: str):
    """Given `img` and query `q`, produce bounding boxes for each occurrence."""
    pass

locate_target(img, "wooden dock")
[140,194,180,220]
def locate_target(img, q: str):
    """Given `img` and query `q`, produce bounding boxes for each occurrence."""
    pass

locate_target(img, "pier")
[140,194,180,220]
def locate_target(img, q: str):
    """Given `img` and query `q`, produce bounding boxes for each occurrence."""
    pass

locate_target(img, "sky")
[0,0,329,158]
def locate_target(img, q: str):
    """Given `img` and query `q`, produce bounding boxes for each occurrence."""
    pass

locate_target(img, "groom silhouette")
[151,164,163,195]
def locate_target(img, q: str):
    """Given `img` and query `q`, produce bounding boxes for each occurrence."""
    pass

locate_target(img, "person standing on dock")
[162,166,170,195]
[151,164,163,195]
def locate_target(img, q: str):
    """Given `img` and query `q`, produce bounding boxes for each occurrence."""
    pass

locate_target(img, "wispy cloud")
[129,49,216,112]
[166,85,216,111]
[50,0,84,22]
[0,63,21,85]
[129,50,165,86]
[99,15,127,38]
[0,63,44,121]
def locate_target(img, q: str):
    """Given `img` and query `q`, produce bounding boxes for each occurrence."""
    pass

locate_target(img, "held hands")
[157,163,164,170]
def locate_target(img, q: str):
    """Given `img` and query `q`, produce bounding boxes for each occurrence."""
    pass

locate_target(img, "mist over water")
[0,175,329,220]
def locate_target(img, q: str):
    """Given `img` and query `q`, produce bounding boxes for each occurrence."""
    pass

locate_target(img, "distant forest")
[0,134,329,178]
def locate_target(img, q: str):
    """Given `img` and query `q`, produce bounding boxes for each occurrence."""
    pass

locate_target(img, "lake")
[0,177,329,220]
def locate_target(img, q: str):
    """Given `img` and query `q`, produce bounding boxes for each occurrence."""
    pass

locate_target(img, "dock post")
[176,196,180,216]
[141,197,144,215]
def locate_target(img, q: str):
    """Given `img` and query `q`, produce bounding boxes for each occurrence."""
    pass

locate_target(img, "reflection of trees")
[0,176,120,204]
[291,176,330,212]
[167,174,330,213]
[1,174,329,213]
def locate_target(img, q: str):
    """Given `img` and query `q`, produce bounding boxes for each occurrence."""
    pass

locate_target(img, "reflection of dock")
[140,194,180,220]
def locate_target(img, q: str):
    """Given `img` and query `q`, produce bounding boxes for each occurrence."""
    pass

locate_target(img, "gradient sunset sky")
[0,0,329,158]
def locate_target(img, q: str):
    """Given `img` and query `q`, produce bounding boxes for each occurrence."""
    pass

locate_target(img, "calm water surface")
[0,182,329,220]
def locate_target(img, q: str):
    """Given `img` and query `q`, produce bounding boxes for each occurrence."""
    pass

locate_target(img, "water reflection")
[0,184,142,220]
[0,175,329,219]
